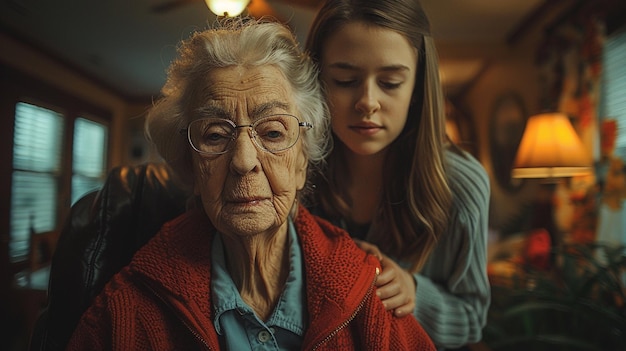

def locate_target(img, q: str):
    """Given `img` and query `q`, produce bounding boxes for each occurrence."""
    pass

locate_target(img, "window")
[72,117,108,204]
[9,102,109,262]
[597,27,626,246]
[601,28,626,160]
[10,102,64,261]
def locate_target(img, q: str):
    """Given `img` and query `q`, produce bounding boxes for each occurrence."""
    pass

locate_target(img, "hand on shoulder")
[354,239,417,317]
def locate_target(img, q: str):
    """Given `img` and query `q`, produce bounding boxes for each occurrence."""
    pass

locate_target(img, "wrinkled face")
[190,65,308,239]
[320,22,417,156]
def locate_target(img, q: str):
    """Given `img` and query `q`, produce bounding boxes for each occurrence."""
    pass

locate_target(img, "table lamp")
[511,112,592,256]
[512,112,592,179]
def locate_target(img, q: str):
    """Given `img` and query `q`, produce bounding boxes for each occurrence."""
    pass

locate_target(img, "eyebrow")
[250,101,291,118]
[195,105,230,119]
[327,62,412,73]
[194,101,291,120]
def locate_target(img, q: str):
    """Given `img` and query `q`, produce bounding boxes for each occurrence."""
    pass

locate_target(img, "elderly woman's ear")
[191,163,201,196]
[296,150,308,191]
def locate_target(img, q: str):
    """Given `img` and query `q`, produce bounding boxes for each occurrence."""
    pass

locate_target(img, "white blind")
[601,29,626,160]
[13,102,63,172]
[10,102,64,261]
[71,117,108,204]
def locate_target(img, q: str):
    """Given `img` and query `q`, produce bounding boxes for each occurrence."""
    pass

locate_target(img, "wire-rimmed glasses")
[182,114,313,156]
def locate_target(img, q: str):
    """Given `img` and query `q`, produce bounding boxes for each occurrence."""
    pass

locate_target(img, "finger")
[375,265,396,286]
[376,256,401,284]
[380,292,410,312]
[354,239,383,260]
[393,300,416,318]
[376,279,401,299]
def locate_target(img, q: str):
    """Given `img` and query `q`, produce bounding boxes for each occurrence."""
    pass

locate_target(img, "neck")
[343,146,387,177]
[221,224,290,321]
[341,145,387,224]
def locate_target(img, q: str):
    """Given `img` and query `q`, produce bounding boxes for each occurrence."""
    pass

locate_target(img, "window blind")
[71,117,108,204]
[10,102,63,261]
[601,29,626,160]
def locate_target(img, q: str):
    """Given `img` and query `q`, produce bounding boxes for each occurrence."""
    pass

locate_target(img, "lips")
[349,121,383,135]
[228,196,267,204]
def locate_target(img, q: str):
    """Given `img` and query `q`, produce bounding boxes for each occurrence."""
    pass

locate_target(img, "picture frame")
[489,92,528,193]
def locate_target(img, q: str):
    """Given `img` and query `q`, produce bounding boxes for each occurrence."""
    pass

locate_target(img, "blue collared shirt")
[211,219,306,350]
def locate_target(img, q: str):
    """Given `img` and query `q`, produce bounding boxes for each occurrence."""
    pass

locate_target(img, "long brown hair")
[305,0,453,272]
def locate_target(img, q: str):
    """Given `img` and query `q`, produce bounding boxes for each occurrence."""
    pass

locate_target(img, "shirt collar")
[211,218,306,335]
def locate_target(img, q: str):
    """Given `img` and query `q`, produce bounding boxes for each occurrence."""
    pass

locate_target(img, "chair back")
[29,230,60,272]
[29,163,189,351]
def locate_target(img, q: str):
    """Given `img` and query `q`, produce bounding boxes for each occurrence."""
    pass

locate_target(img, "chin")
[220,213,279,236]
[345,143,389,157]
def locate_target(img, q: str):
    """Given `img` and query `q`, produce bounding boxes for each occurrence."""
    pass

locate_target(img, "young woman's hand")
[354,239,416,318]
[354,239,384,261]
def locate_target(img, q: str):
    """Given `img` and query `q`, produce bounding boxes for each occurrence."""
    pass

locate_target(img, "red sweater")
[67,206,435,350]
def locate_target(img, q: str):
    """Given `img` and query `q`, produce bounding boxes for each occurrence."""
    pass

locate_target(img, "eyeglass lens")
[188,115,301,154]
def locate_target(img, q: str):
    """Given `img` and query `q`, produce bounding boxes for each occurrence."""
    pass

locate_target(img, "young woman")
[305,0,491,349]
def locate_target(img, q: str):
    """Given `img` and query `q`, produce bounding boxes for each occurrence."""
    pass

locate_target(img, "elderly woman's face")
[191,65,308,238]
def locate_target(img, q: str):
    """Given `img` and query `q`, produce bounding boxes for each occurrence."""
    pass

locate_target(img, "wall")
[0,31,151,349]
[460,2,577,235]
[464,53,541,233]
[0,31,142,167]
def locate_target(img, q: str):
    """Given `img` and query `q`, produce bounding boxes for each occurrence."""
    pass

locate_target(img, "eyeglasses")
[182,114,313,156]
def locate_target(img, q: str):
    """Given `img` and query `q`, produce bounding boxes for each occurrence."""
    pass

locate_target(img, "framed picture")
[446,99,478,157]
[489,92,528,193]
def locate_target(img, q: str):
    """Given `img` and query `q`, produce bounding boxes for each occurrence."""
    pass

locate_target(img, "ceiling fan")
[151,0,321,22]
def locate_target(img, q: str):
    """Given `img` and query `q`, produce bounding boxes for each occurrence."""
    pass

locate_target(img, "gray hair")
[145,18,331,191]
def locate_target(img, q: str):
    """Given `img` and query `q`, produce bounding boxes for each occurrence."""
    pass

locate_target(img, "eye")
[200,123,233,144]
[265,130,283,139]
[256,120,288,141]
[332,78,358,88]
[379,80,402,89]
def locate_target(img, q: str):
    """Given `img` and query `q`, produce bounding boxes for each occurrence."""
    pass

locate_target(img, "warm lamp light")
[512,112,592,179]
[205,0,250,17]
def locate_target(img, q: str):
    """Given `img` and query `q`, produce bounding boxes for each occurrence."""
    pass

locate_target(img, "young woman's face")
[320,21,417,156]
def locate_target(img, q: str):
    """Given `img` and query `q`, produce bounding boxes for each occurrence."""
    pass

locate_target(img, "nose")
[354,80,380,115]
[230,128,260,175]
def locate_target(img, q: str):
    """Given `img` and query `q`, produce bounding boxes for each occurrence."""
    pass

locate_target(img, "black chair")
[28,163,189,351]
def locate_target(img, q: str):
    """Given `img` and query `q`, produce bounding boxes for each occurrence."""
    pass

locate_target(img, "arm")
[66,295,112,351]
[412,152,491,348]
[412,224,489,349]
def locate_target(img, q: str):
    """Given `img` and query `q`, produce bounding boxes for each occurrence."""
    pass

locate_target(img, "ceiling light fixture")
[205,0,251,17]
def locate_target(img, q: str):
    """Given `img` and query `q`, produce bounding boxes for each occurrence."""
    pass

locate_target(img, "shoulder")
[76,267,142,329]
[444,149,490,212]
[295,206,367,262]
[295,206,379,277]
[159,209,213,238]
[136,209,213,264]
[354,295,435,350]
[295,205,351,240]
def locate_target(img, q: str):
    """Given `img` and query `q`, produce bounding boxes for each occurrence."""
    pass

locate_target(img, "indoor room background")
[1,0,625,350]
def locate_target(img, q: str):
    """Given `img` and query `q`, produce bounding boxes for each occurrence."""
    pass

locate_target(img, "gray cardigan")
[410,150,491,349]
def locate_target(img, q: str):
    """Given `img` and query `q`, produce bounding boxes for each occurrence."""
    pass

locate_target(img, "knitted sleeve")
[412,150,491,349]
[351,289,436,350]
[65,288,113,350]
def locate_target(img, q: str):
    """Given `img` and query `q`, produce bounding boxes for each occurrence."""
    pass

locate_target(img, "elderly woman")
[66,19,435,350]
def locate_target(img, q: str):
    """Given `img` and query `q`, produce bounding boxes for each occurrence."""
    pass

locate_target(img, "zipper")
[311,267,380,350]
[138,277,212,350]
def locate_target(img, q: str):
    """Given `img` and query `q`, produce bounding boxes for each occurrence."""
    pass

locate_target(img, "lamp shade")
[205,0,250,17]
[512,112,592,178]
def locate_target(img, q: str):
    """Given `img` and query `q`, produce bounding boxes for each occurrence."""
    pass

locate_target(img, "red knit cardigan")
[67,206,435,350]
